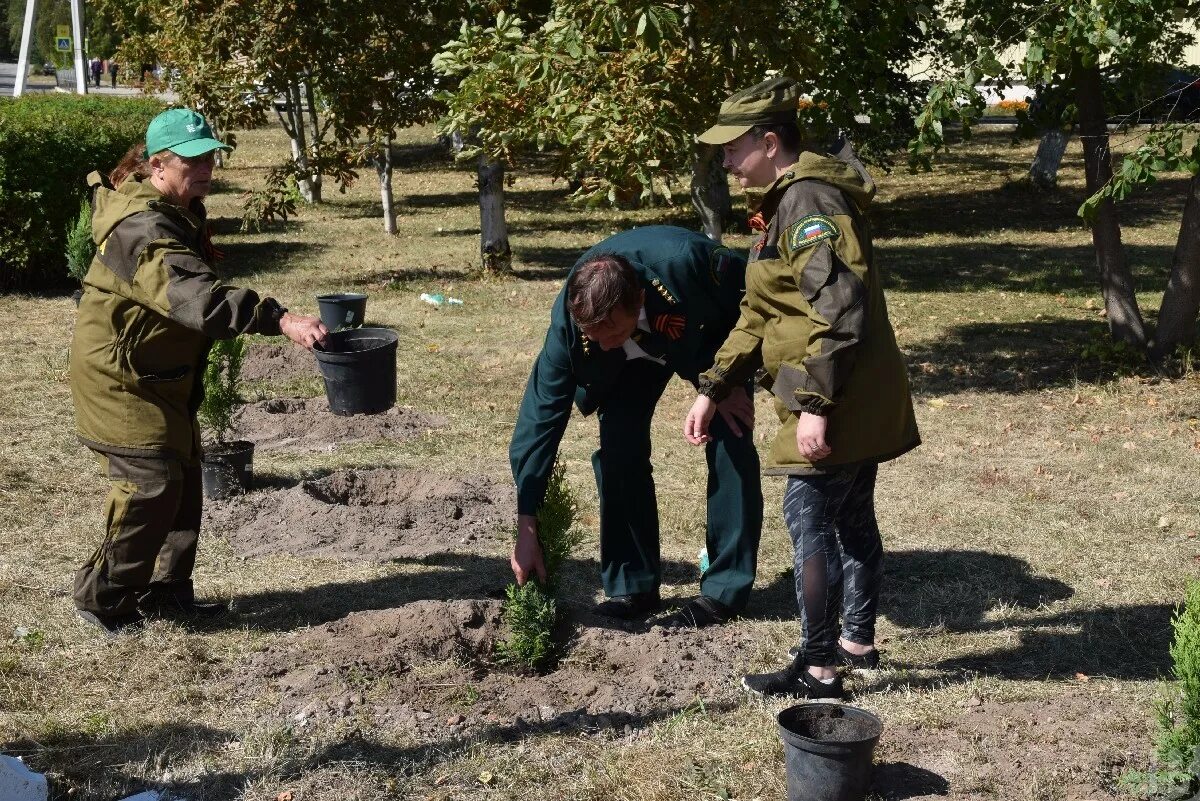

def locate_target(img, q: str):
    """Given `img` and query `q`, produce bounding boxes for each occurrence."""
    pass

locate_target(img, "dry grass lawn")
[1,122,1198,800]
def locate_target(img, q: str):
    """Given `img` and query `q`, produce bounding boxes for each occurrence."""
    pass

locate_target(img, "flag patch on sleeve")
[786,214,840,252]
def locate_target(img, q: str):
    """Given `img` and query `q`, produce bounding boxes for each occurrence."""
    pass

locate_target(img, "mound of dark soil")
[232,397,445,452]
[240,343,318,383]
[232,598,759,738]
[204,467,512,560]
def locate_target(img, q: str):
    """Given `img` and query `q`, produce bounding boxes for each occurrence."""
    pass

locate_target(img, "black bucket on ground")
[316,292,368,330]
[201,440,255,500]
[777,703,882,801]
[312,327,398,416]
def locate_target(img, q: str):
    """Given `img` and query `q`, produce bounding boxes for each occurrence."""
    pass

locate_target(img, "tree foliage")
[436,0,935,207]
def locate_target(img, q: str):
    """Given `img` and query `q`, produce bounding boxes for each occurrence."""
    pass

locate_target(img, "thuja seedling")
[496,459,581,672]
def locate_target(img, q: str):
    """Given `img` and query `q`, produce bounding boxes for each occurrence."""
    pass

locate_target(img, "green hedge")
[0,94,163,293]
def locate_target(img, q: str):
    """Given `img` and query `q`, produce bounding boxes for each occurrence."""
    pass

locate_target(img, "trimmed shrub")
[198,336,246,446]
[496,459,582,672]
[0,94,162,293]
[64,198,94,282]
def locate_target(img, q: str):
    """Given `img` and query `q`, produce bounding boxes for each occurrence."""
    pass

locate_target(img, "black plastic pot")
[777,703,882,801]
[201,440,255,499]
[312,327,398,416]
[71,289,83,307]
[316,292,368,331]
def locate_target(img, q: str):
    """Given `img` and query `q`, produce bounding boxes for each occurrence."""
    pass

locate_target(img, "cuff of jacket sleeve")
[795,393,833,416]
[255,298,286,337]
[516,487,544,517]
[698,371,733,403]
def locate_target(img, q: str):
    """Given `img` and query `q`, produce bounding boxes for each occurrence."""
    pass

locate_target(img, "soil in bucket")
[312,327,398,416]
[777,703,883,801]
[317,292,368,331]
[201,440,255,500]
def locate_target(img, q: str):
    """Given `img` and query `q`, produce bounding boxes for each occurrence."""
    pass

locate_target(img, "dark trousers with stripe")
[592,359,763,610]
[74,450,203,616]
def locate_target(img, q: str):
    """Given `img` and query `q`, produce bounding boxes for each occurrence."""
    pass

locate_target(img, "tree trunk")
[691,143,732,242]
[283,83,315,204]
[1151,172,1200,361]
[1074,57,1146,347]
[1029,129,1068,190]
[478,156,511,274]
[377,136,396,236]
[302,81,323,203]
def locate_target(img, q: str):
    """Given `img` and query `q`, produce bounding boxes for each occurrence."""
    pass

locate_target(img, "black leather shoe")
[655,595,736,629]
[593,590,661,620]
[77,609,145,638]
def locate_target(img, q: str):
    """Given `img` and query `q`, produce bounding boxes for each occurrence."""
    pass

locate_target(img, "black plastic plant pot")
[201,440,255,500]
[776,703,883,801]
[316,292,368,331]
[312,327,398,416]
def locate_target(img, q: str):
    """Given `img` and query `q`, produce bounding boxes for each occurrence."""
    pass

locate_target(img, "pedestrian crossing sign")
[56,37,71,51]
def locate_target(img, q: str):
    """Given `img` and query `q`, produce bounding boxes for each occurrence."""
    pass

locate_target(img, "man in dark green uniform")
[509,226,763,627]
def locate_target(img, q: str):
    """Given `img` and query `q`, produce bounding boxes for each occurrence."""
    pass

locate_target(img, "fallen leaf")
[1074,672,1090,682]
[1084,298,1097,310]
[1122,441,1137,450]
[478,771,494,785]
[434,775,450,786]
[1071,393,1082,404]
[1146,396,1159,406]
[1158,516,1172,529]
[276,793,294,801]
[927,398,947,408]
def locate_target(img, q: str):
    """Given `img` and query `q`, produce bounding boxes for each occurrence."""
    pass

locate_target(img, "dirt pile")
[204,467,512,560]
[232,599,759,739]
[240,343,318,383]
[231,397,445,452]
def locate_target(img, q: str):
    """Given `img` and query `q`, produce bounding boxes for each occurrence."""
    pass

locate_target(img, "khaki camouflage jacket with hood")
[70,172,284,462]
[699,146,919,474]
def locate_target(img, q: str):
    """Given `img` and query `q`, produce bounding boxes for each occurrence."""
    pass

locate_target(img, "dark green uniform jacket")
[699,151,919,474]
[510,226,747,514]
[70,172,283,461]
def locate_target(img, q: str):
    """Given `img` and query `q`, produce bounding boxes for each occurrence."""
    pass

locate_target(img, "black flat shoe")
[593,590,661,620]
[742,663,844,700]
[655,596,736,629]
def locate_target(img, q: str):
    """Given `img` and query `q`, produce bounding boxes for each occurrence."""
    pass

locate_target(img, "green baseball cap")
[698,76,802,145]
[145,108,231,158]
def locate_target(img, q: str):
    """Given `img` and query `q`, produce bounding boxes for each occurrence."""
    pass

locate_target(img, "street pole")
[14,0,37,97]
[70,0,87,94]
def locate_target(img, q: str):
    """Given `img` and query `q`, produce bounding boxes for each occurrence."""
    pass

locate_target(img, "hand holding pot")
[280,312,328,350]
[511,514,547,585]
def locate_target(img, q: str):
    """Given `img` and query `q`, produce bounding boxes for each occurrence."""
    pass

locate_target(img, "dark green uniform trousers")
[73,450,202,616]
[592,359,763,610]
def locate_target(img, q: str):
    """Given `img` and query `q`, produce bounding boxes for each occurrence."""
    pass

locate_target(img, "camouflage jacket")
[700,149,919,474]
[70,172,283,461]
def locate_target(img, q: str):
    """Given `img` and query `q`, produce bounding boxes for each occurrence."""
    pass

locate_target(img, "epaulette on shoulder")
[650,278,677,306]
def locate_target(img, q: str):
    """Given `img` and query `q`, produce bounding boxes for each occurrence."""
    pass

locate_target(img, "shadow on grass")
[881,240,1174,294]
[872,762,951,799]
[872,173,1191,242]
[901,318,1165,395]
[512,244,582,280]
[217,238,330,280]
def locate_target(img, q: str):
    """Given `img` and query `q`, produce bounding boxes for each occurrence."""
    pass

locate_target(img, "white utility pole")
[13,0,36,97]
[70,0,87,94]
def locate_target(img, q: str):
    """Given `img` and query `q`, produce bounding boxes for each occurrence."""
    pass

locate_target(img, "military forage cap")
[697,76,801,145]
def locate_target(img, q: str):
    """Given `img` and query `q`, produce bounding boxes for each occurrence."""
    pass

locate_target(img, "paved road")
[1,62,155,97]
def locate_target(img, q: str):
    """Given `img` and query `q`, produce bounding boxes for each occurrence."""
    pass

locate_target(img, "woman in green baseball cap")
[684,77,920,700]
[68,107,328,636]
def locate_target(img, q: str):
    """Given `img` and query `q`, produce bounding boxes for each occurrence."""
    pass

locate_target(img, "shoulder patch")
[785,214,840,253]
[710,247,735,285]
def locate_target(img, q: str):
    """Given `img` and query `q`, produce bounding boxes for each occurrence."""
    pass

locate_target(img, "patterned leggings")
[783,462,883,666]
